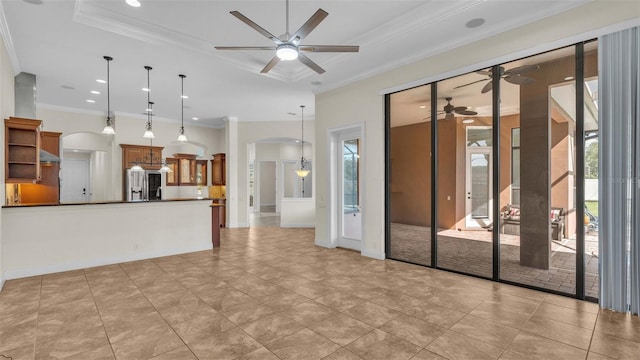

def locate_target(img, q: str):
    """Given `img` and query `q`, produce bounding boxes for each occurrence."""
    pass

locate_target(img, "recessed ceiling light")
[462,119,474,124]
[419,105,426,109]
[181,95,189,99]
[96,79,106,84]
[192,117,199,121]
[146,108,152,112]
[465,18,485,29]
[90,90,101,95]
[73,149,79,152]
[142,87,150,92]
[86,99,95,103]
[60,85,75,90]
[126,0,141,8]
[564,76,574,81]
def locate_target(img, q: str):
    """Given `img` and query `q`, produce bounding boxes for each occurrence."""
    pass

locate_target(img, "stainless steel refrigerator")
[126,169,162,201]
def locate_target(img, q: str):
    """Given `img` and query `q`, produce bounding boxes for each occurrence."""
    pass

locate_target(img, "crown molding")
[0,1,21,74]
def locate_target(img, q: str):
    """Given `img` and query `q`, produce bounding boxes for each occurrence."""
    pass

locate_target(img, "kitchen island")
[1,198,215,282]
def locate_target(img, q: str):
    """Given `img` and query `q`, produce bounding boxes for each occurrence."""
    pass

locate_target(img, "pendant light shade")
[177,74,188,142]
[143,102,155,138]
[142,66,155,139]
[130,164,144,172]
[159,162,173,173]
[102,56,115,135]
[296,105,310,178]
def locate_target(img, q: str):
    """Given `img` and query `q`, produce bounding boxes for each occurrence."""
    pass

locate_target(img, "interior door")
[338,130,361,250]
[465,148,493,228]
[61,158,90,203]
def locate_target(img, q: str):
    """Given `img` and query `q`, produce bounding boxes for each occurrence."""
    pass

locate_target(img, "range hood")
[40,149,60,164]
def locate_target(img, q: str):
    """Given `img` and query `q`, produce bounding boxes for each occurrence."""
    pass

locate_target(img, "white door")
[465,148,493,228]
[338,130,362,250]
[61,158,90,203]
[258,161,277,213]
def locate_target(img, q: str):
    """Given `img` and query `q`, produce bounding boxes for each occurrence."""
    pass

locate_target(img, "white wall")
[258,160,276,207]
[228,120,314,227]
[1,200,212,280]
[281,198,315,227]
[0,30,16,289]
[314,1,640,259]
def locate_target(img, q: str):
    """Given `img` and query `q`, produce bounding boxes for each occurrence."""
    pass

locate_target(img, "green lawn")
[586,201,598,217]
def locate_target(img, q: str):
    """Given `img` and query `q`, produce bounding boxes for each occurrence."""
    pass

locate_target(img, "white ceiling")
[2,0,588,128]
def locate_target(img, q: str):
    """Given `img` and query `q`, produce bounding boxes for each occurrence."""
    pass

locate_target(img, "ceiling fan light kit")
[215,0,359,74]
[276,44,299,60]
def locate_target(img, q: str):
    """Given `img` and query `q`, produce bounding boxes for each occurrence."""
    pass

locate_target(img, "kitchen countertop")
[2,197,226,208]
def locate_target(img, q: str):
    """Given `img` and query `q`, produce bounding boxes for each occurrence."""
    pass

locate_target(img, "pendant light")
[295,105,310,178]
[177,74,188,142]
[142,65,155,139]
[101,56,115,135]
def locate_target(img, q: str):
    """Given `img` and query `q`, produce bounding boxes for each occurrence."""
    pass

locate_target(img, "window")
[511,128,520,206]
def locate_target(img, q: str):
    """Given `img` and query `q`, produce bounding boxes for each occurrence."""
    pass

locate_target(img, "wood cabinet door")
[180,158,196,185]
[166,158,179,186]
[196,160,208,186]
[212,153,225,185]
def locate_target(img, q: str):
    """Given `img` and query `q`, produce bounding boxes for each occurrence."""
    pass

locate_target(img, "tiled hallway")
[0,227,638,360]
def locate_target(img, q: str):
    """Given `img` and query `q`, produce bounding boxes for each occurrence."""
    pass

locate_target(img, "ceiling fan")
[215,0,359,74]
[454,65,540,93]
[439,97,477,119]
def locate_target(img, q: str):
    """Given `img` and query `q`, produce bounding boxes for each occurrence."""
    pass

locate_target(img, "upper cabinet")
[166,153,199,186]
[121,144,164,170]
[212,153,226,185]
[5,117,42,183]
[196,160,208,186]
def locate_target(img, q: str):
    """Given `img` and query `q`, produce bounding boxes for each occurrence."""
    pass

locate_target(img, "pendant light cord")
[145,66,152,129]
[180,74,185,131]
[286,0,290,39]
[106,57,110,123]
[300,105,305,166]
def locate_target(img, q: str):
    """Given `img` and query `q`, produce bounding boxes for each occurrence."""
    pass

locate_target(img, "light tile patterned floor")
[1,227,638,360]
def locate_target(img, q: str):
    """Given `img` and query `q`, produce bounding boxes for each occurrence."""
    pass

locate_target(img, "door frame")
[465,126,493,229]
[328,123,365,252]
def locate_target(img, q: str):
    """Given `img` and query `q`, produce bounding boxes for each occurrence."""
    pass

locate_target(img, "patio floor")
[389,223,599,298]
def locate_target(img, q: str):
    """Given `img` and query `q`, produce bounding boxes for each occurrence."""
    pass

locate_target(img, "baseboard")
[361,248,385,260]
[280,223,315,228]
[3,243,213,281]
[315,238,336,248]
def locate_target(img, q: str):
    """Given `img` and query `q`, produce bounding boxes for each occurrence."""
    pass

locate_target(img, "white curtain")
[599,26,639,314]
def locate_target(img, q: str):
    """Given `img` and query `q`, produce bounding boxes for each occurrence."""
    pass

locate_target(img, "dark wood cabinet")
[121,144,164,170]
[212,153,226,185]
[5,117,42,183]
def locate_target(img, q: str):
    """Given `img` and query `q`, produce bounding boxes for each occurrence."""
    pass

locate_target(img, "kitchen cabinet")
[212,153,226,185]
[166,154,199,186]
[121,144,164,170]
[19,131,62,204]
[196,160,208,186]
[165,158,179,186]
[5,117,41,183]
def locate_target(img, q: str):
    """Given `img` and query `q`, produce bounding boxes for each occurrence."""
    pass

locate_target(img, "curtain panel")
[599,26,639,314]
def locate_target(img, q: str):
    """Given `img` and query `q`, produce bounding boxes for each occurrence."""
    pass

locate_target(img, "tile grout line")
[83,269,118,359]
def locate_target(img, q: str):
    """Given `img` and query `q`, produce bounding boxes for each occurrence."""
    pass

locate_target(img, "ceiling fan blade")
[230,11,282,44]
[503,64,540,76]
[481,81,493,94]
[452,106,468,112]
[290,9,329,45]
[475,69,493,76]
[299,45,359,52]
[456,110,478,115]
[215,46,277,50]
[260,56,281,73]
[298,53,325,74]
[453,78,487,89]
[504,74,535,85]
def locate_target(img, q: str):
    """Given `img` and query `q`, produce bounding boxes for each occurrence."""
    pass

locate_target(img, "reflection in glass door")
[339,132,361,250]
[466,150,492,229]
